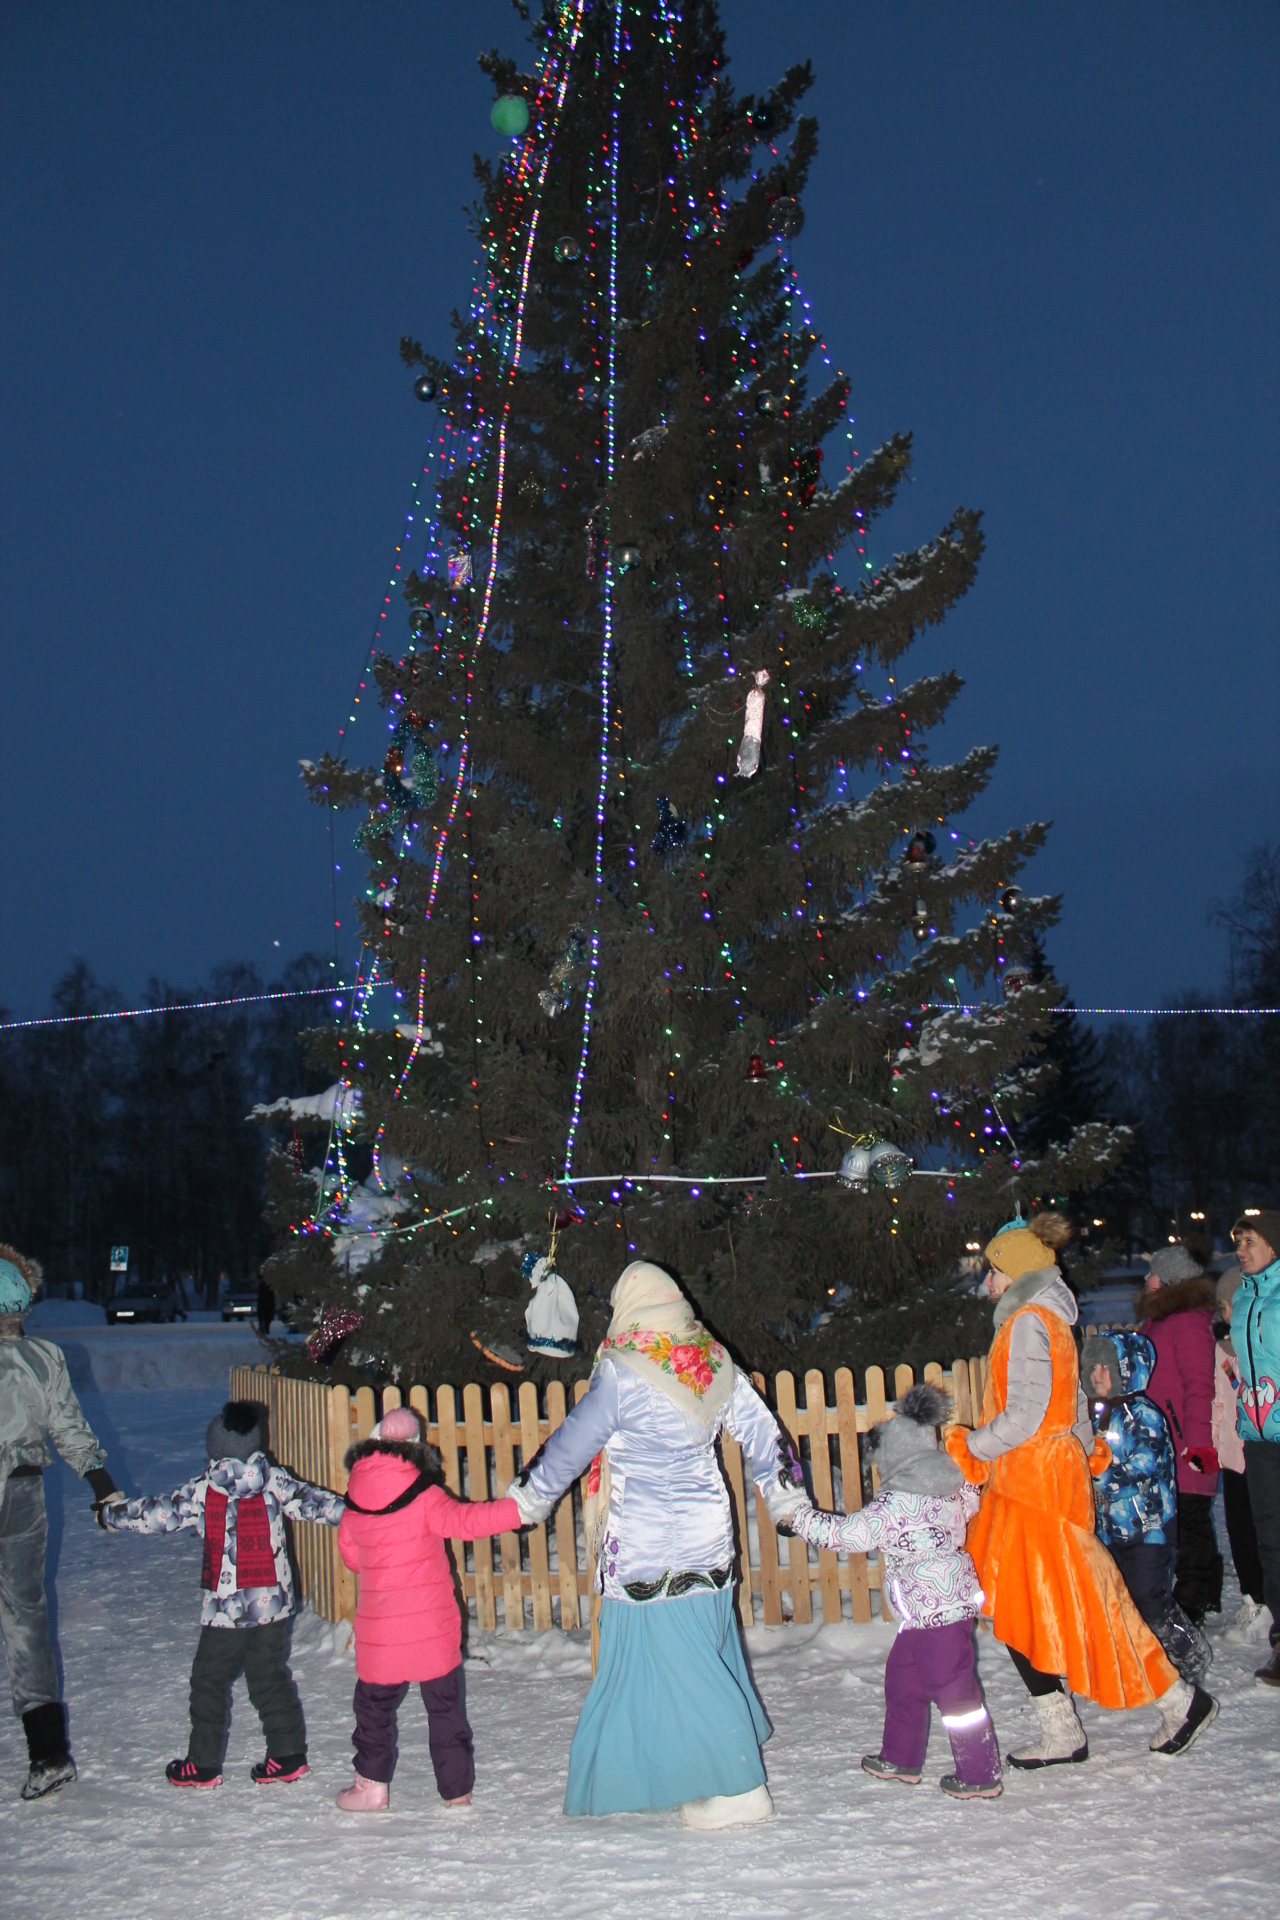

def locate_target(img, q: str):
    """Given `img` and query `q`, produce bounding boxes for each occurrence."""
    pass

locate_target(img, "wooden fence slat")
[864,1366,893,1623]
[718,1431,754,1629]
[773,1372,812,1624]
[381,1384,402,1413]
[463,1384,496,1630]
[436,1385,467,1597]
[519,1382,554,1630]
[354,1385,377,1442]
[408,1383,429,1424]
[950,1357,973,1427]
[804,1369,841,1624]
[894,1362,914,1401]
[834,1369,870,1621]
[491,1385,524,1632]
[546,1381,580,1632]
[969,1356,987,1424]
[329,1384,356,1618]
[923,1361,944,1392]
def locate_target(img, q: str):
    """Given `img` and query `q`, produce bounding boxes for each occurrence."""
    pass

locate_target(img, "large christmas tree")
[266,0,1125,1388]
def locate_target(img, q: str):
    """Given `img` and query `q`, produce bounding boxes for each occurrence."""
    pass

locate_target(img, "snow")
[2,1366,1276,1919]
[22,1311,266,1392]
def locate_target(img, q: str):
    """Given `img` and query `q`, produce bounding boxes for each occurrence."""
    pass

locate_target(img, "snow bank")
[30,1322,266,1392]
[1,1388,1274,1920]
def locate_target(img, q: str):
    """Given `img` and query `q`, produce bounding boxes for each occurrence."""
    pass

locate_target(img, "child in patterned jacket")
[786,1384,1001,1800]
[102,1400,344,1787]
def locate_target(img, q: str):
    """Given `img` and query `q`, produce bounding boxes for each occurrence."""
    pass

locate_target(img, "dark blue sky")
[2,1,1277,1019]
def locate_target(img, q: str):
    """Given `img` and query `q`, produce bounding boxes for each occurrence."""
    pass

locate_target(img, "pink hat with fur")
[374,1407,421,1442]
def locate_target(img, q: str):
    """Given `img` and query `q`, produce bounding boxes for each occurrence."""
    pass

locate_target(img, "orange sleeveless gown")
[960,1304,1175,1709]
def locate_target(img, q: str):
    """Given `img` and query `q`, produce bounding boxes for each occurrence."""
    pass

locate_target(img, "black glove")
[86,1467,117,1503]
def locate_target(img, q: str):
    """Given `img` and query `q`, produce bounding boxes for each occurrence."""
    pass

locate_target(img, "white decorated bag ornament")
[735,669,770,778]
[522,1250,580,1357]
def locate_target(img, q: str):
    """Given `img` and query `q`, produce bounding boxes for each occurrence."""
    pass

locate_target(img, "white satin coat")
[523,1358,786,1601]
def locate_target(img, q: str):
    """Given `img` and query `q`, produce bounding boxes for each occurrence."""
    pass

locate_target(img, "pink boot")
[335,1771,389,1813]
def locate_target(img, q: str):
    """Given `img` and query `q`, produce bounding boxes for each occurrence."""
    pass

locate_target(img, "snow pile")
[25,1322,266,1393]
[1,1386,1274,1920]
[249,1083,360,1127]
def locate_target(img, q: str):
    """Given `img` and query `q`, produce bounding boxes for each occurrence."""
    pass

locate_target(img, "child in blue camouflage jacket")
[1082,1328,1211,1684]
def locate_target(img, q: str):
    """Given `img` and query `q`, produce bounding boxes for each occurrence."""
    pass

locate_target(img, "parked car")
[221,1286,259,1322]
[106,1286,182,1326]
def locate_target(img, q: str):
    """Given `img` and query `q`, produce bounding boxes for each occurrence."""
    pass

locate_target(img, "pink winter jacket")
[338,1438,519,1684]
[1140,1277,1219,1494]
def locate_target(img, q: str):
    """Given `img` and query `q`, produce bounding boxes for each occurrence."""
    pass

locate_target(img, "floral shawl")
[592,1261,734,1427]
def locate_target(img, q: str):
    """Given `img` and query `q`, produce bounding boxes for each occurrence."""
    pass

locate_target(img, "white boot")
[1226,1597,1272,1643]
[681,1784,773,1830]
[1150,1678,1218,1754]
[1007,1690,1087,1770]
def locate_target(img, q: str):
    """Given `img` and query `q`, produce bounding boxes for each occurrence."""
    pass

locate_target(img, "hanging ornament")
[538,924,588,1018]
[746,1053,768,1082]
[490,95,529,137]
[408,603,432,638]
[794,445,823,506]
[911,899,931,943]
[355,717,439,849]
[447,549,472,589]
[792,598,827,635]
[306,1306,362,1364]
[1000,884,1026,915]
[769,196,804,239]
[470,1330,524,1373]
[518,474,543,502]
[869,1142,912,1189]
[553,235,581,263]
[627,423,668,461]
[413,374,437,403]
[522,1248,580,1357]
[905,831,936,870]
[615,545,642,574]
[1002,964,1034,999]
[651,796,690,854]
[837,1144,873,1191]
[755,390,784,415]
[751,102,777,134]
[735,669,770,779]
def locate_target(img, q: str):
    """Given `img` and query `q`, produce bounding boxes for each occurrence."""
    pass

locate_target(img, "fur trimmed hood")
[343,1436,443,1481]
[1135,1275,1216,1325]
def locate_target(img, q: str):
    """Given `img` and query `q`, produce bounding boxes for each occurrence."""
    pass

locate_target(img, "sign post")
[109,1246,129,1274]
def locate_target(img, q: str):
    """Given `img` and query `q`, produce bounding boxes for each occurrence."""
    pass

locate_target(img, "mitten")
[1087,1434,1113,1477]
[943,1423,990,1485]
[1182,1447,1218,1478]
[759,1472,808,1531]
[503,1475,554,1527]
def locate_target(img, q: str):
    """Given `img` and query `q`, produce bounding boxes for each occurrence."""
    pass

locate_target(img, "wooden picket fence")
[231,1352,996,1647]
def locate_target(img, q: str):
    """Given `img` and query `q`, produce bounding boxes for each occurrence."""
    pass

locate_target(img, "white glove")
[504,1476,554,1527]
[759,1472,809,1530]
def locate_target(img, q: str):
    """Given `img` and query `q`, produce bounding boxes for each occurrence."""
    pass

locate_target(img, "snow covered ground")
[2,1366,1277,1919]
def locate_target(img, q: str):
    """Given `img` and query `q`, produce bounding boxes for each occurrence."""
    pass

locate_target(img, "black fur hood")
[343,1437,444,1482]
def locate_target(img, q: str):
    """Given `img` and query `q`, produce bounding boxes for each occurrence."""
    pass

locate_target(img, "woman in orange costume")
[945,1214,1217,1765]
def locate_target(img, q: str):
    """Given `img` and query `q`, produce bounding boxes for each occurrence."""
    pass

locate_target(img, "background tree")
[264,0,1127,1386]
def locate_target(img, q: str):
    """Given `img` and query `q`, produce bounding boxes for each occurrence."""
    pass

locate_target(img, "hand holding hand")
[943,1423,990,1485]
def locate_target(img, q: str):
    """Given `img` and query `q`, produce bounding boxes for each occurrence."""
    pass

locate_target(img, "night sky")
[2,1,1277,1021]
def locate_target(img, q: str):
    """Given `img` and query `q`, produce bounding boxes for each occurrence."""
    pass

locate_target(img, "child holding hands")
[786,1384,1001,1800]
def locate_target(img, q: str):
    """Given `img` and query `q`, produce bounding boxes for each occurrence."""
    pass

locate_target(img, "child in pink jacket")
[335,1406,519,1812]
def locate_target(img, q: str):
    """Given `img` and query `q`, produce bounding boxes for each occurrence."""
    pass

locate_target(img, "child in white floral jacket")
[787,1384,1001,1800]
[103,1400,344,1788]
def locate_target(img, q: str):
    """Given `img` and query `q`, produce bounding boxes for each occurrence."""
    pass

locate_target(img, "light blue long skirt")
[563,1586,771,1816]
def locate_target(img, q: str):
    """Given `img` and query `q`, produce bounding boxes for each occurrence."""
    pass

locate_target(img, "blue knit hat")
[0,1258,33,1315]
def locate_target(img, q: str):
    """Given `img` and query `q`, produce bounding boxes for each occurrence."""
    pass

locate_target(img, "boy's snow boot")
[681,1784,773,1829]
[20,1703,76,1801]
[166,1756,223,1788]
[1150,1680,1217,1754]
[251,1753,309,1784]
[335,1771,389,1813]
[1226,1596,1270,1642]
[939,1773,1002,1800]
[861,1754,922,1785]
[1254,1647,1280,1688]
[1151,1601,1213,1686]
[1007,1691,1088,1769]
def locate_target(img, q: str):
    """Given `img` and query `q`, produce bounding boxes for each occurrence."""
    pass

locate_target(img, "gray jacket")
[967,1267,1094,1462]
[0,1334,106,1502]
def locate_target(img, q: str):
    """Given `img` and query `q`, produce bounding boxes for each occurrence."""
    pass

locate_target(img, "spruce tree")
[267,0,1126,1388]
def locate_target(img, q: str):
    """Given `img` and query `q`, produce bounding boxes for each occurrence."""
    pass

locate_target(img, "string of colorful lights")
[0,983,392,1034]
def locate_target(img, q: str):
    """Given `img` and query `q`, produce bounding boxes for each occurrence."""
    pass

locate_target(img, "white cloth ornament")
[524,1256,580,1357]
[735,669,770,778]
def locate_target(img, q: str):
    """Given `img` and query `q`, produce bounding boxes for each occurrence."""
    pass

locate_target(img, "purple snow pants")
[879,1620,1000,1784]
[352,1665,474,1798]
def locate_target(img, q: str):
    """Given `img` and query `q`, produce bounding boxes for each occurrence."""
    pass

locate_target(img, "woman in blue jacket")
[1232,1210,1280,1686]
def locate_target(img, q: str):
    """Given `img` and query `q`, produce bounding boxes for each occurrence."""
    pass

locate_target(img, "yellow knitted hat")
[985,1214,1070,1279]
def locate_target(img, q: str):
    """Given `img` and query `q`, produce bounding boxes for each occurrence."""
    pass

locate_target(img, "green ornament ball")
[491,95,530,137]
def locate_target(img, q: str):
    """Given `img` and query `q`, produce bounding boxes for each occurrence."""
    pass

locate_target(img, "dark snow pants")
[1244,1441,1280,1647]
[879,1621,1000,1785]
[0,1470,61,1718]
[1222,1465,1265,1606]
[1110,1535,1210,1683]
[1173,1492,1223,1623]
[187,1619,305,1768]
[352,1665,474,1799]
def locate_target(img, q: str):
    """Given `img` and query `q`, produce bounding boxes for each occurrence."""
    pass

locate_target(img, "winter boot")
[1150,1679,1218,1754]
[939,1773,1002,1800]
[860,1754,922,1785]
[251,1753,309,1784]
[1151,1601,1214,1686]
[20,1703,76,1801]
[1254,1647,1280,1688]
[1225,1597,1271,1643]
[166,1757,223,1788]
[442,1794,472,1808]
[1007,1691,1088,1770]
[681,1784,773,1829]
[336,1771,389,1813]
